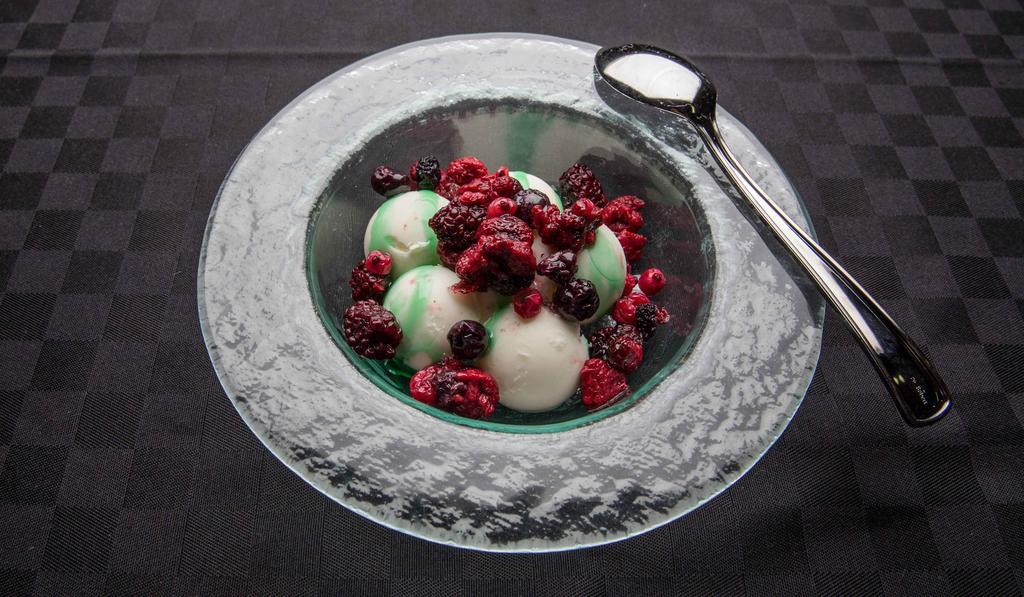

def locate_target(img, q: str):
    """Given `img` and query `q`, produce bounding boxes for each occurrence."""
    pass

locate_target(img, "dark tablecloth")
[1,0,1023,595]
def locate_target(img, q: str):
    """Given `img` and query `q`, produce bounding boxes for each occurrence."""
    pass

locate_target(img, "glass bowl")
[199,33,824,551]
[307,99,715,433]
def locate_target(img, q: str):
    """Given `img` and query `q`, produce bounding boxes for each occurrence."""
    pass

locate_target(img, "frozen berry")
[456,178,498,206]
[343,300,402,359]
[606,332,643,374]
[486,197,517,219]
[553,278,599,321]
[447,319,488,360]
[588,325,642,360]
[409,361,446,406]
[616,230,647,263]
[536,250,577,285]
[512,189,550,224]
[612,195,645,211]
[370,166,409,197]
[363,250,392,276]
[435,366,500,419]
[579,358,630,410]
[533,205,587,251]
[476,214,533,244]
[455,236,536,295]
[638,268,665,295]
[430,203,486,251]
[627,292,650,306]
[569,198,602,221]
[513,287,543,319]
[634,302,666,340]
[601,196,645,233]
[558,163,606,207]
[611,298,636,324]
[349,263,390,302]
[409,156,441,190]
[489,173,523,198]
[443,156,489,185]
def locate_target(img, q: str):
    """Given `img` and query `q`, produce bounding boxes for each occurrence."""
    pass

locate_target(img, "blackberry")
[349,263,389,302]
[342,300,403,359]
[536,250,577,285]
[634,302,665,340]
[558,163,606,207]
[429,203,486,251]
[409,156,441,190]
[447,319,488,360]
[370,165,409,197]
[553,278,599,321]
[512,188,550,224]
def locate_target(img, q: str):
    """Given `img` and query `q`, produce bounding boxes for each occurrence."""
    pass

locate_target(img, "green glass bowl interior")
[307,99,715,433]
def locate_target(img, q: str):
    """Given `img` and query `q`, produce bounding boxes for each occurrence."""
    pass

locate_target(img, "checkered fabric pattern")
[0,0,1022,594]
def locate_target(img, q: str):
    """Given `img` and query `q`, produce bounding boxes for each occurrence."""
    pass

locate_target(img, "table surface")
[1,0,1022,595]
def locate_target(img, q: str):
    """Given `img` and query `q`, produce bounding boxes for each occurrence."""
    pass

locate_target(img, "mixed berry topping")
[345,155,685,420]
[343,300,403,359]
[447,319,488,360]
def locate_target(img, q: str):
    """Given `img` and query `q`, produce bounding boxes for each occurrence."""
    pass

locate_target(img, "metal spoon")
[595,44,951,427]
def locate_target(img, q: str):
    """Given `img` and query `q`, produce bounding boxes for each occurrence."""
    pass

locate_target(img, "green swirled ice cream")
[383,265,498,370]
[363,190,447,277]
[576,225,627,323]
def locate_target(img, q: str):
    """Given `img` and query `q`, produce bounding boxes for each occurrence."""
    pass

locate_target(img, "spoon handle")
[695,119,951,426]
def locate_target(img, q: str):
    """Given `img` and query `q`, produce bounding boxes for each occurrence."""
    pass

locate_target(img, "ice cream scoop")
[478,305,589,412]
[576,225,627,323]
[383,265,497,370]
[363,190,447,277]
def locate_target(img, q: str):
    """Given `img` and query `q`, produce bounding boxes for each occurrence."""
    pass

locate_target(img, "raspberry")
[601,197,645,233]
[513,189,550,224]
[429,203,486,251]
[623,273,638,295]
[638,268,666,295]
[553,278,599,321]
[533,205,587,251]
[476,214,533,244]
[443,156,489,185]
[579,358,630,410]
[558,163,607,207]
[456,178,498,206]
[486,197,517,219]
[611,298,636,324]
[343,300,403,359]
[606,332,643,374]
[489,173,523,198]
[349,263,390,302]
[409,361,447,406]
[435,180,461,201]
[408,156,441,190]
[536,250,577,285]
[447,319,488,360]
[616,230,647,263]
[589,324,642,359]
[634,302,667,340]
[435,366,500,419]
[513,287,543,319]
[370,165,410,197]
[455,236,536,295]
[363,250,392,276]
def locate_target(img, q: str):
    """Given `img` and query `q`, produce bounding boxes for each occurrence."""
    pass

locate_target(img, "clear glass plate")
[199,33,824,552]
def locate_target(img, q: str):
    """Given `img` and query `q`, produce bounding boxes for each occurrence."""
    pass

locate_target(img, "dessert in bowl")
[202,34,823,550]
[307,108,714,431]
